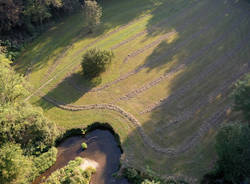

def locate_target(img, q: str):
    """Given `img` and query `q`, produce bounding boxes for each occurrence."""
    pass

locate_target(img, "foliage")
[142,179,161,184]
[84,0,102,32]
[0,54,29,105]
[0,143,32,184]
[123,167,188,184]
[31,147,58,180]
[44,157,95,184]
[233,74,250,121]
[0,54,58,155]
[0,0,22,32]
[215,123,250,183]
[0,102,59,155]
[81,142,88,150]
[0,0,82,34]
[81,48,114,79]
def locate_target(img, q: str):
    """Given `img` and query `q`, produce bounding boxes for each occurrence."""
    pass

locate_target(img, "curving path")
[39,91,230,156]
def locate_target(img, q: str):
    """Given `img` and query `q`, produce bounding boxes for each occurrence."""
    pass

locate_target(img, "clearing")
[16,0,250,182]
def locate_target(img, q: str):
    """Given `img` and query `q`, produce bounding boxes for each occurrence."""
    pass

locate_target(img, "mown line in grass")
[38,0,191,86]
[139,22,250,114]
[67,0,217,93]
[115,13,248,104]
[33,33,250,156]
[154,63,250,136]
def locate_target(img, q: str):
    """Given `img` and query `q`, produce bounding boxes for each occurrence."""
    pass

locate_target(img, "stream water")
[33,129,129,184]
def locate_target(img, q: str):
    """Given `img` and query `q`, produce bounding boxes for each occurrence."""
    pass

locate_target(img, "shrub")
[142,179,161,184]
[31,147,58,180]
[45,157,95,184]
[82,142,88,150]
[0,143,32,184]
[81,48,114,79]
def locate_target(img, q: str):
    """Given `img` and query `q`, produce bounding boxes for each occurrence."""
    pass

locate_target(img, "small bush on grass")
[81,48,114,79]
[82,142,88,150]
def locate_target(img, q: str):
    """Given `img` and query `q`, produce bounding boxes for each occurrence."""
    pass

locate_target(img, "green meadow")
[16,0,250,181]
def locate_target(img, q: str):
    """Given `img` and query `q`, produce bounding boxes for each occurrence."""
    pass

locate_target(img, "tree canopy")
[233,74,250,121]
[0,143,32,184]
[84,0,102,32]
[0,54,58,155]
[81,48,114,79]
[215,123,250,183]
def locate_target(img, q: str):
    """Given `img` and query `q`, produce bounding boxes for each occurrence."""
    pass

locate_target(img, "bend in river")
[33,129,129,184]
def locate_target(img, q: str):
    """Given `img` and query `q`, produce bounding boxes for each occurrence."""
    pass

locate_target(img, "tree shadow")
[15,0,164,75]
[35,71,100,110]
[120,0,250,180]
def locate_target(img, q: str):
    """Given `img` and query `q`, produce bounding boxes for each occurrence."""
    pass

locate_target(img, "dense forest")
[0,0,84,60]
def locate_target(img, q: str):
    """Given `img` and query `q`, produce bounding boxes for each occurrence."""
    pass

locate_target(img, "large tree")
[0,54,58,155]
[84,0,102,33]
[233,74,250,121]
[0,0,22,32]
[215,123,250,183]
[0,143,32,184]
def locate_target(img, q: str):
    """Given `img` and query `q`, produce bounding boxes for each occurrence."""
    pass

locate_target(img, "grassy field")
[16,0,250,182]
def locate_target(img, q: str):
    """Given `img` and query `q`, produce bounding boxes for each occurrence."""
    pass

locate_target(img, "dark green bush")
[81,48,114,79]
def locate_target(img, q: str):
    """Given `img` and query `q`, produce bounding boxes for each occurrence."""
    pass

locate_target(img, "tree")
[233,74,250,121]
[0,0,22,32]
[0,54,58,155]
[81,48,114,79]
[0,143,32,184]
[84,0,102,33]
[0,54,29,105]
[215,123,250,183]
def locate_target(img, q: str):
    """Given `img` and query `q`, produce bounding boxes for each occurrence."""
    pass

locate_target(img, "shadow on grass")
[119,0,250,180]
[16,0,165,74]
[35,72,102,110]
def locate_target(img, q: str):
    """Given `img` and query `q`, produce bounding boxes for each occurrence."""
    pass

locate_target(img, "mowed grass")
[16,0,250,181]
